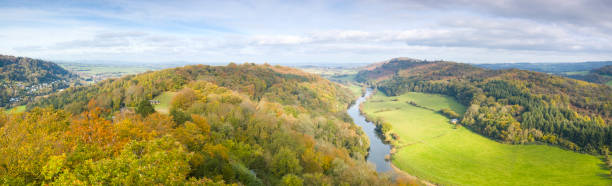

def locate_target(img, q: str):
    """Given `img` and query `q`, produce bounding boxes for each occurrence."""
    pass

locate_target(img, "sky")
[1,0,612,64]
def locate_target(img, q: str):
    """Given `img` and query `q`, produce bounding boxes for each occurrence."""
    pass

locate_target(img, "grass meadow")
[153,92,176,114]
[8,105,26,114]
[363,91,610,185]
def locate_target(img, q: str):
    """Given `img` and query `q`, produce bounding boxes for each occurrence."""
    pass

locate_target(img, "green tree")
[280,174,303,186]
[170,108,191,125]
[52,136,192,185]
[136,99,155,117]
[272,147,303,177]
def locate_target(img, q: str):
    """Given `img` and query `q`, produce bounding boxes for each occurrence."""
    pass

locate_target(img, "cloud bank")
[0,0,611,63]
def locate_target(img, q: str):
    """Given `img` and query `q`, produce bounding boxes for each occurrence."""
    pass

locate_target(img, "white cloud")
[0,0,611,63]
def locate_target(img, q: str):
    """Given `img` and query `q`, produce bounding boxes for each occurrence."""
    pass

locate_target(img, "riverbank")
[362,91,611,185]
[346,88,392,173]
[350,88,435,186]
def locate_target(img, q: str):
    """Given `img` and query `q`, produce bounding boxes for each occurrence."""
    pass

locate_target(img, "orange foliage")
[66,107,122,154]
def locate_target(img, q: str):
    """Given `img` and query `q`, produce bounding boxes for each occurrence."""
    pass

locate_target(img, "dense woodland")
[1,63,394,185]
[357,59,612,154]
[0,55,77,107]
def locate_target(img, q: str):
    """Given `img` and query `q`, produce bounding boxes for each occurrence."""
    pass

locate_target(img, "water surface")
[347,88,392,172]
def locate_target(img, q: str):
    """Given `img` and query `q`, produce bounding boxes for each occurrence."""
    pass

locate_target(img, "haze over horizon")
[2,0,612,64]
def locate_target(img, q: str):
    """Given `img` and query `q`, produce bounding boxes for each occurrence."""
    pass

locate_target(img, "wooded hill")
[0,55,77,107]
[1,63,392,185]
[476,61,612,85]
[565,65,612,84]
[356,58,612,154]
[592,65,612,76]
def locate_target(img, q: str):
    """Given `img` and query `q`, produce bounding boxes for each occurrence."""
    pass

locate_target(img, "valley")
[58,62,185,84]
[3,1,612,185]
[346,89,392,173]
[362,91,610,185]
[1,55,611,185]
[0,55,77,109]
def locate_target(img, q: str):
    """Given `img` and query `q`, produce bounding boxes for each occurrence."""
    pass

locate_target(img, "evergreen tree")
[136,99,155,117]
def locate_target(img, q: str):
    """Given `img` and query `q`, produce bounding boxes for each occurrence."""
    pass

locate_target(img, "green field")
[58,62,181,84]
[344,83,363,98]
[607,80,612,87]
[562,71,590,75]
[153,92,176,114]
[59,63,159,75]
[8,105,26,114]
[363,91,610,185]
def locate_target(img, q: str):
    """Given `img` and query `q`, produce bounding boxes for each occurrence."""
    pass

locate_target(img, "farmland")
[362,91,610,185]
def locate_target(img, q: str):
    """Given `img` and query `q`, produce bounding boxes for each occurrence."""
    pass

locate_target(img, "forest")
[0,63,394,185]
[357,59,612,154]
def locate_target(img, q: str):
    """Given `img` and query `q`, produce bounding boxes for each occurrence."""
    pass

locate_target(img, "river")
[347,88,392,172]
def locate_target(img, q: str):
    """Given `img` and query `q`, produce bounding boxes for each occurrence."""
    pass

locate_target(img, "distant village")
[0,79,70,105]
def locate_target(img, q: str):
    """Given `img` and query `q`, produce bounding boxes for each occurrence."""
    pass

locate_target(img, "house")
[149,100,160,105]
[450,118,459,124]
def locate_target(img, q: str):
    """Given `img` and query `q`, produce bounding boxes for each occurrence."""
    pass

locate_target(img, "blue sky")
[1,0,612,64]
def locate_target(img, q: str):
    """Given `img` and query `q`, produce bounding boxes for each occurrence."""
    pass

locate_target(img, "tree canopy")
[1,63,391,185]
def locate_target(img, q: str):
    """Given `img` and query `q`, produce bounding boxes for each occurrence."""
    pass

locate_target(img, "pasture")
[362,91,610,185]
[9,105,26,114]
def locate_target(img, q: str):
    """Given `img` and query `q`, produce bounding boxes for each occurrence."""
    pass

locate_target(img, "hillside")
[476,61,612,74]
[1,63,391,185]
[592,65,612,86]
[0,55,76,108]
[357,58,612,154]
[362,91,609,185]
[477,61,612,85]
[592,65,612,76]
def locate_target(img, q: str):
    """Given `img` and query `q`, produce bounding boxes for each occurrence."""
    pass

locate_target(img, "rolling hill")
[477,61,612,85]
[0,55,77,108]
[476,61,612,74]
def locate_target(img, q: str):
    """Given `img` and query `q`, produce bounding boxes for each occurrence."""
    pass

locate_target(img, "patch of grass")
[344,83,363,98]
[9,105,26,114]
[363,91,610,186]
[606,80,612,87]
[153,92,176,114]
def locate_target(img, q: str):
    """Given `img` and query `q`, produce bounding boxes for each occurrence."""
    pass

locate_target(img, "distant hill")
[592,65,612,76]
[0,55,77,108]
[476,61,612,74]
[0,55,74,83]
[357,58,612,154]
[571,65,612,85]
[476,61,612,85]
[355,57,444,82]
